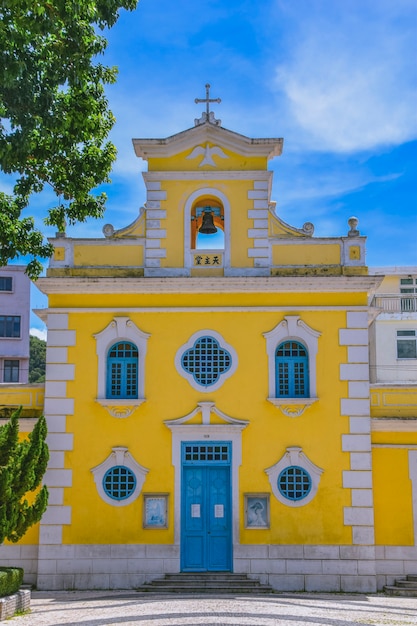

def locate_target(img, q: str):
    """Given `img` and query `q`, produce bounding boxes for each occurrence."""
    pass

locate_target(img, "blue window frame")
[181,335,232,387]
[278,466,312,501]
[183,442,231,464]
[102,466,136,501]
[0,315,21,338]
[106,342,138,398]
[275,341,309,397]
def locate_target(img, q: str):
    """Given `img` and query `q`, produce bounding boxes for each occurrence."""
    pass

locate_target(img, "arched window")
[275,341,309,398]
[106,341,138,399]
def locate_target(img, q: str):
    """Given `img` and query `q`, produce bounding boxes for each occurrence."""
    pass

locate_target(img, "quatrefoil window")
[176,331,238,392]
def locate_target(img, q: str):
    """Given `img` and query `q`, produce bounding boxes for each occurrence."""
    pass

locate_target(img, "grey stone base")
[36,544,180,590]
[1,543,417,592]
[0,589,31,620]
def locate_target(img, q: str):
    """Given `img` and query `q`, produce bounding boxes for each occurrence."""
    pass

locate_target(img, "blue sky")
[4,0,417,335]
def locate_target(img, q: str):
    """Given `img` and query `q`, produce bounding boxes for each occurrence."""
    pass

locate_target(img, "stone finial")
[347,216,360,237]
[302,222,314,236]
[103,223,114,238]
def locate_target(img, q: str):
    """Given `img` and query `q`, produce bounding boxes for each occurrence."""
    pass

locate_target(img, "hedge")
[0,567,24,597]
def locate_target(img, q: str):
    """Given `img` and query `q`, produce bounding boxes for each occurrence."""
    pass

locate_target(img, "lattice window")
[181,335,232,387]
[106,342,138,399]
[278,466,312,501]
[183,443,230,463]
[275,341,309,397]
[102,466,137,501]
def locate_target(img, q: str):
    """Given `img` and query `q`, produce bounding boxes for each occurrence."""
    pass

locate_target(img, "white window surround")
[184,187,231,271]
[165,402,248,545]
[91,447,149,507]
[175,329,238,392]
[264,315,320,415]
[94,317,150,417]
[265,446,324,507]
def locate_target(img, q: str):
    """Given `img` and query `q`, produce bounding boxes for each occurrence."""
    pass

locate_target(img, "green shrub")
[0,566,24,597]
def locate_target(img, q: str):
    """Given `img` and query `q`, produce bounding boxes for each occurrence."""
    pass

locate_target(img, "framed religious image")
[143,494,168,529]
[244,494,270,529]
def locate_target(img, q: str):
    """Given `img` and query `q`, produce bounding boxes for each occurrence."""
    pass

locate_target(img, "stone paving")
[4,591,417,626]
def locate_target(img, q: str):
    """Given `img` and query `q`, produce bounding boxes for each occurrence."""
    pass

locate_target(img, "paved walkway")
[6,591,417,626]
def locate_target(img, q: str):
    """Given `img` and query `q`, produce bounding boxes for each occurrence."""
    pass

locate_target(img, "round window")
[278,466,312,501]
[103,466,136,501]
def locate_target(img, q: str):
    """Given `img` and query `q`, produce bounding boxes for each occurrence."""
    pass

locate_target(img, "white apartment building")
[370,267,417,384]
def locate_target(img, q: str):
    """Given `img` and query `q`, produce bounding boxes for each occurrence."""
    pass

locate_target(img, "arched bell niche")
[184,187,231,274]
[191,197,225,250]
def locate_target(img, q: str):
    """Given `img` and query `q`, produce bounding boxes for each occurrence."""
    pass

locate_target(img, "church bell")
[199,210,217,234]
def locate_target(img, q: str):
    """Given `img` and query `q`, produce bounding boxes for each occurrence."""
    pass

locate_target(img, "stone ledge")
[0,588,31,620]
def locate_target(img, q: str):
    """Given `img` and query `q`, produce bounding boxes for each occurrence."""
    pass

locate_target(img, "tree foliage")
[0,0,138,278]
[0,408,49,544]
[29,335,46,383]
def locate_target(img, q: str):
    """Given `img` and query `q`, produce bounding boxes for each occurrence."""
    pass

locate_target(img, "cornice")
[133,123,283,160]
[35,275,381,295]
[143,170,272,181]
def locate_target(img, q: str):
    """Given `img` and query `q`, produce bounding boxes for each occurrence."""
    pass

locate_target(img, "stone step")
[384,575,417,597]
[137,573,275,595]
[395,579,417,588]
[384,585,417,598]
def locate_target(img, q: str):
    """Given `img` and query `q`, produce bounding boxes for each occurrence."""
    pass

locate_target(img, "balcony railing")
[372,294,417,313]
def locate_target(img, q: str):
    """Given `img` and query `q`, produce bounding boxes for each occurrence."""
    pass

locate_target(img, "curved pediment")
[133,122,283,161]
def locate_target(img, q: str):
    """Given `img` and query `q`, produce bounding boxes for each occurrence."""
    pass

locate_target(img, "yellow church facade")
[1,93,416,592]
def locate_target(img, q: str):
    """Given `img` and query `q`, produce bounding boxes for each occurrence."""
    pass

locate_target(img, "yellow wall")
[371,387,417,417]
[58,299,352,545]
[272,244,341,266]
[148,146,267,172]
[73,244,144,267]
[373,446,414,545]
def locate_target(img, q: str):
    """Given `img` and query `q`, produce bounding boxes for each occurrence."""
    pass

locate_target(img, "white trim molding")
[165,402,248,546]
[175,329,238,392]
[91,447,149,507]
[264,315,321,413]
[265,446,324,507]
[94,317,150,416]
[184,187,231,271]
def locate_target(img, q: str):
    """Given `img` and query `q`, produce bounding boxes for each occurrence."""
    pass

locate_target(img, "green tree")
[0,0,138,278]
[29,335,46,383]
[0,408,49,543]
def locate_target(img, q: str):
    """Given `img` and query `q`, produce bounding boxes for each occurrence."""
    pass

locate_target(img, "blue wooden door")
[181,443,232,571]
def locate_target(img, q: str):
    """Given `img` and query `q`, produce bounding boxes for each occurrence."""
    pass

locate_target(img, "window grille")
[106,342,138,398]
[400,278,417,312]
[278,466,312,501]
[183,443,230,463]
[102,466,136,501]
[181,335,232,387]
[275,341,309,397]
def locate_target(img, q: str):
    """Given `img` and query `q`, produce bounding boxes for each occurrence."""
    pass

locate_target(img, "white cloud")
[30,327,47,341]
[274,2,417,152]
